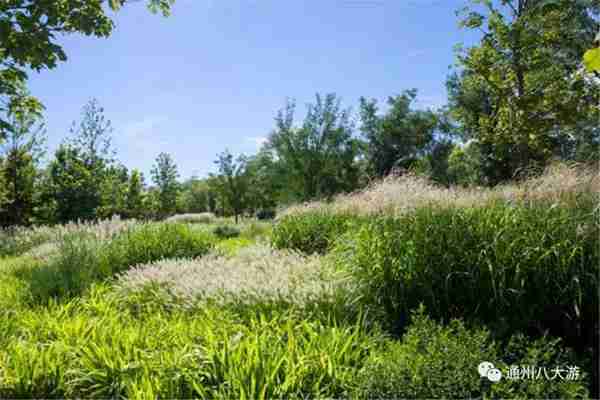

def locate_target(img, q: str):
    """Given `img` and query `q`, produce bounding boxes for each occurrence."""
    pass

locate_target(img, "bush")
[213,225,240,239]
[355,309,589,399]
[272,212,365,254]
[26,223,216,302]
[256,209,276,220]
[335,202,599,383]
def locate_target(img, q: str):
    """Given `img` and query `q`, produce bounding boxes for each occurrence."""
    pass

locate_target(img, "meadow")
[0,164,597,399]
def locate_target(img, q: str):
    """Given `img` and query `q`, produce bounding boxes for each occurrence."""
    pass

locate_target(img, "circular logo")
[487,368,503,382]
[478,361,494,378]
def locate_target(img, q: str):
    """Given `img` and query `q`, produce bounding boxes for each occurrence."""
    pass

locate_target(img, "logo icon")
[478,361,503,382]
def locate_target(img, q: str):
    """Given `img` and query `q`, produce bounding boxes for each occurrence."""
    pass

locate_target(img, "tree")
[151,152,179,217]
[583,30,600,73]
[47,99,117,222]
[450,0,600,184]
[268,93,360,201]
[0,0,174,136]
[210,150,249,223]
[0,95,46,226]
[244,149,283,213]
[98,163,129,219]
[359,90,439,178]
[67,98,115,169]
[126,169,146,219]
[48,145,98,222]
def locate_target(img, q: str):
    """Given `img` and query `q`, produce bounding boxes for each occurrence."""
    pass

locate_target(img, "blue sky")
[28,0,480,180]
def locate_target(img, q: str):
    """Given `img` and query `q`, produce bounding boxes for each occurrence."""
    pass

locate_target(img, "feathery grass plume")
[166,212,216,224]
[281,163,599,217]
[116,245,338,307]
[22,222,215,303]
[0,216,136,258]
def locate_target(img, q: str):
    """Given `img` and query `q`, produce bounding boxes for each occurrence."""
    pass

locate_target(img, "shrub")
[272,212,365,254]
[335,202,599,375]
[355,309,589,399]
[213,225,240,239]
[256,209,276,220]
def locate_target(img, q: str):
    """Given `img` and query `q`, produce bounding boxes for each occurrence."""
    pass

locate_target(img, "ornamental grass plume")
[116,245,337,306]
[280,162,598,217]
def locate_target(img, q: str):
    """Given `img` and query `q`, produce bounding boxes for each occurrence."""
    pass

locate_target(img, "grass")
[12,223,216,304]
[0,164,596,398]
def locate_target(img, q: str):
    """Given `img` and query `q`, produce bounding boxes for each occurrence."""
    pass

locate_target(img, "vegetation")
[0,0,598,398]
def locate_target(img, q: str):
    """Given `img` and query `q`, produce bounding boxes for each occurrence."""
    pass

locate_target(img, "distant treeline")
[0,0,598,227]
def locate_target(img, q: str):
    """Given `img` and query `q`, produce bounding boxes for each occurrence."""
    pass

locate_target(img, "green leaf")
[583,48,600,73]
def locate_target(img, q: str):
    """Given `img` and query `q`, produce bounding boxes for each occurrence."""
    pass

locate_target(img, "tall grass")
[20,223,216,303]
[0,216,135,258]
[334,203,598,344]
[282,163,599,217]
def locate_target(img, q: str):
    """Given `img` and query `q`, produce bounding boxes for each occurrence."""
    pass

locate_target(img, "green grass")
[0,178,597,398]
[271,212,366,254]
[13,223,216,304]
[333,201,599,346]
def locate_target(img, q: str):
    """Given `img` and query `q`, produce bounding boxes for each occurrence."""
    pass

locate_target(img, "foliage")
[210,150,250,223]
[272,212,365,254]
[23,223,215,302]
[0,91,46,226]
[334,202,599,352]
[125,169,146,219]
[0,300,375,399]
[151,152,180,217]
[355,309,589,399]
[359,89,439,177]
[213,225,241,239]
[116,244,336,307]
[47,145,99,222]
[256,209,276,220]
[46,99,117,223]
[449,0,600,184]
[268,93,361,201]
[583,30,600,73]
[97,164,129,219]
[166,212,215,224]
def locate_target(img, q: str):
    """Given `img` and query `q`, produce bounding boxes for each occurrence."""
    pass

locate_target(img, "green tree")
[0,97,46,226]
[268,93,360,201]
[359,90,438,178]
[48,145,98,222]
[210,150,249,223]
[450,0,599,184]
[98,164,129,219]
[583,30,600,73]
[0,0,174,136]
[126,169,146,219]
[244,149,284,213]
[47,99,117,222]
[151,152,179,217]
